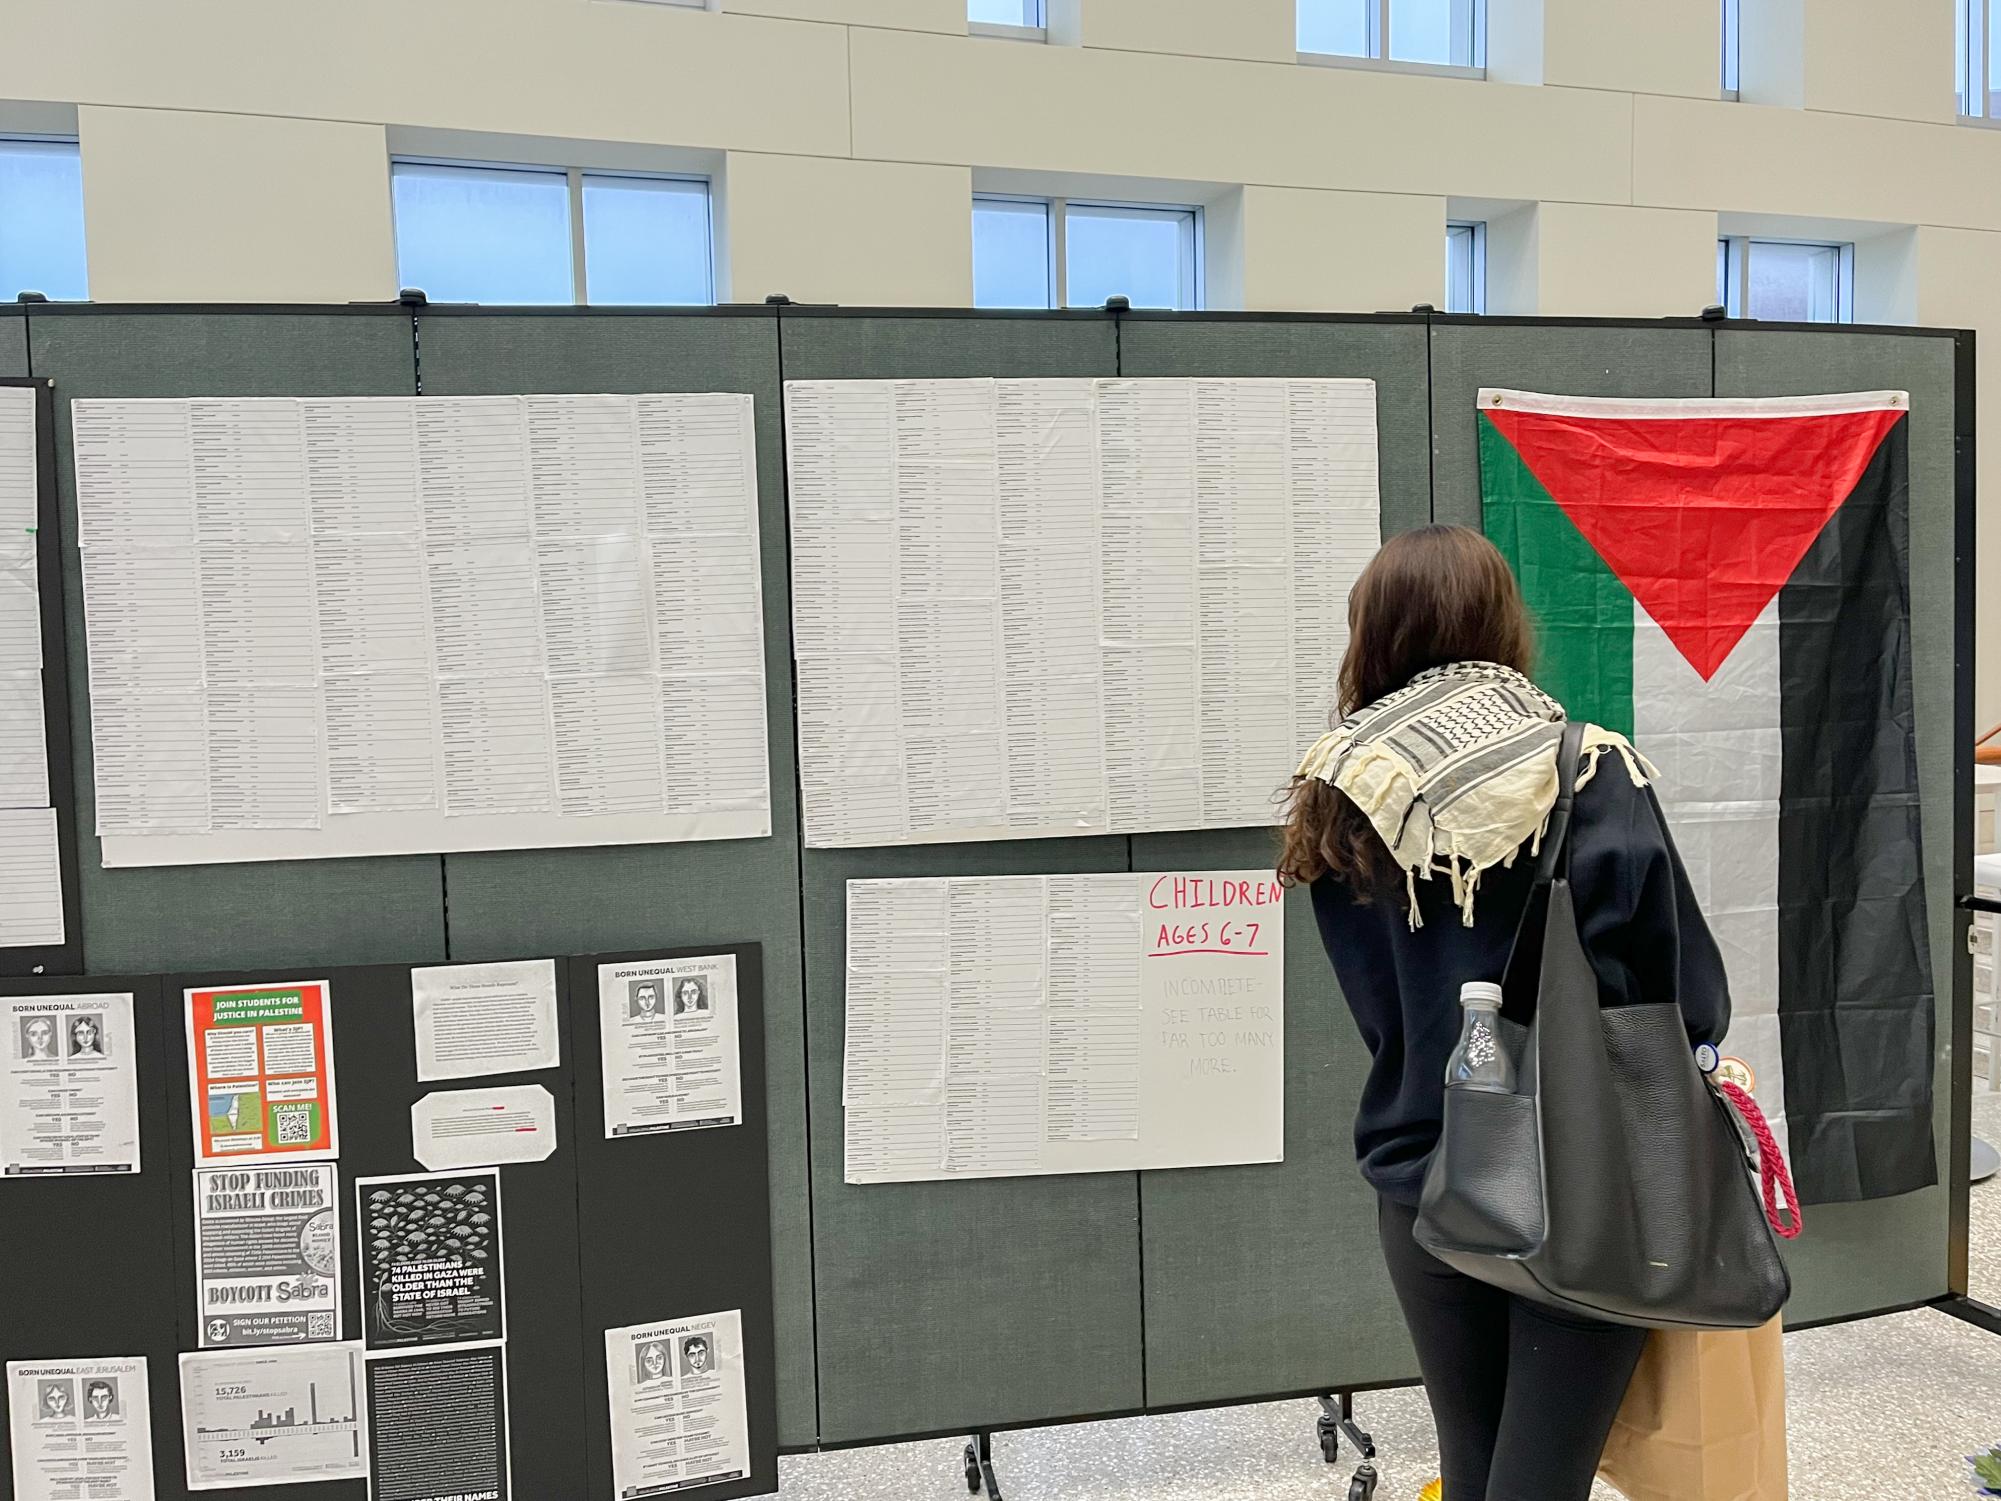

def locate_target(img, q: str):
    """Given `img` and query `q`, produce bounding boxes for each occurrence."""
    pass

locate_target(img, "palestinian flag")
[1479,389,1935,1205]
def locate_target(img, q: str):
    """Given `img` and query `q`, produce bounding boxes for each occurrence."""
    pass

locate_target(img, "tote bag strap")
[1533,720,1589,886]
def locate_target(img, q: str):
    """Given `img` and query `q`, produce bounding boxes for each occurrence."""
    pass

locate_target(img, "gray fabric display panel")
[1429,320,1715,527]
[1129,826,1417,1406]
[26,308,443,970]
[0,309,25,375]
[0,307,1970,1460]
[411,308,820,1448]
[1715,328,1960,1323]
[1114,317,1430,1405]
[780,312,1148,1444]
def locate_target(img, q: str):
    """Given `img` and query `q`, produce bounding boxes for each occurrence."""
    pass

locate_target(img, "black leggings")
[1377,1196,1647,1501]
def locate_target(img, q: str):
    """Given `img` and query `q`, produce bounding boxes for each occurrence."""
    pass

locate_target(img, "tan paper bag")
[1596,1318,1788,1501]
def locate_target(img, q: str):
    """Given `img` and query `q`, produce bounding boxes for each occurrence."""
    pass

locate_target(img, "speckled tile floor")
[774,1093,2001,1500]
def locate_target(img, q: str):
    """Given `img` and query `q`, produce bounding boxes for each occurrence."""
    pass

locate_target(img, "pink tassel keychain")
[1717,1079,1803,1241]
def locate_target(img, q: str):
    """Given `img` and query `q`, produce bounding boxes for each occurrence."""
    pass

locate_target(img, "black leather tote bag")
[1413,721,1791,1330]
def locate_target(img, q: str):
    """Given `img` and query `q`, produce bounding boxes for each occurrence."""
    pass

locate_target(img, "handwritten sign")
[1136,872,1284,1170]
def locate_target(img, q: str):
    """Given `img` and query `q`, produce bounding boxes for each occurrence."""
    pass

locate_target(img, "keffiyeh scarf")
[1293,661,1653,927]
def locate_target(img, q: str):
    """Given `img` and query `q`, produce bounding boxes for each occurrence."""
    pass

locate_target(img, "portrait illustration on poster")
[185,981,339,1168]
[598,954,744,1138]
[7,1356,155,1501]
[1,992,142,1177]
[604,1310,750,1498]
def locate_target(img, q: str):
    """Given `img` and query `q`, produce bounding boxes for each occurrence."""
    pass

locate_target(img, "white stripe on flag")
[1633,598,1791,1168]
[1477,387,1908,420]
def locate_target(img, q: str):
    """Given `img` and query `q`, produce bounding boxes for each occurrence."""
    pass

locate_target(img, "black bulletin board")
[0,973,180,1500]
[154,961,589,1501]
[567,944,777,1501]
[0,950,775,1501]
[0,378,82,977]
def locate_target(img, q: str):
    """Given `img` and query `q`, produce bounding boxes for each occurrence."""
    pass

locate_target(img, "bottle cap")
[1460,981,1504,1007]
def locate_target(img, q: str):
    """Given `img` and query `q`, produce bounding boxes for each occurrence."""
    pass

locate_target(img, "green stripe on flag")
[1478,416,1636,738]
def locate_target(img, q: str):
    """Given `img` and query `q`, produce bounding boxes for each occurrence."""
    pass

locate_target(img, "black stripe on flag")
[1778,415,1938,1203]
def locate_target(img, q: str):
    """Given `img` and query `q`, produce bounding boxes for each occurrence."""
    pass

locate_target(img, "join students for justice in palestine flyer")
[185,980,339,1168]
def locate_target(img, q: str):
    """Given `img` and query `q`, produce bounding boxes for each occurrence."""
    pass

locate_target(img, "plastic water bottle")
[1446,981,1515,1093]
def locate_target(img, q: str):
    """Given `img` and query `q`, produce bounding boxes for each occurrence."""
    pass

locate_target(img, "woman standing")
[1280,525,1731,1501]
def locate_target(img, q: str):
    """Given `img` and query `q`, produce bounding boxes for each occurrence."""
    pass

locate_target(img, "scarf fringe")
[1577,740,1657,791]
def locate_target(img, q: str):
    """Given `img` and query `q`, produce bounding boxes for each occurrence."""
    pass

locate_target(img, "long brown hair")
[1277,525,1534,891]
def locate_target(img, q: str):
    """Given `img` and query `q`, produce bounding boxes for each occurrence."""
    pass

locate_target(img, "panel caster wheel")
[1317,1412,1340,1464]
[964,1442,982,1494]
[1347,1462,1379,1501]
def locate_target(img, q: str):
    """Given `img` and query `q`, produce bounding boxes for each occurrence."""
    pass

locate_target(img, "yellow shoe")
[1418,1482,1443,1501]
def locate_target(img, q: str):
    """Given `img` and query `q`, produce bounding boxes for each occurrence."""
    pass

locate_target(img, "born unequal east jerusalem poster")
[1478,388,1934,1204]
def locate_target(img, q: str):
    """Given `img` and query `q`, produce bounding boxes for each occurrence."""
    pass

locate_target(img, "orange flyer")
[186,980,339,1167]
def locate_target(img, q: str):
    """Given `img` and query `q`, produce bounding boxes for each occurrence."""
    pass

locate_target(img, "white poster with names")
[1,992,141,1177]
[598,954,743,1137]
[71,393,770,868]
[843,870,1285,1183]
[0,385,65,949]
[604,1310,750,1498]
[7,1357,154,1501]
[784,376,1380,848]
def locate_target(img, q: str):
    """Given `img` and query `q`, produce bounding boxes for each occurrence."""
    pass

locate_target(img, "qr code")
[273,1109,313,1145]
[307,1313,334,1338]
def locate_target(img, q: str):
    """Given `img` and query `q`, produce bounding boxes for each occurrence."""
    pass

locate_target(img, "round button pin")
[1694,1043,1720,1074]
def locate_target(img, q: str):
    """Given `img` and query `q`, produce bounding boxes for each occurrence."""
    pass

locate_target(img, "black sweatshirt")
[1309,763,1732,1207]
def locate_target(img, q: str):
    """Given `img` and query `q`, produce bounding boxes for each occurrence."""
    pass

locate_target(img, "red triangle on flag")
[1487,404,1902,679]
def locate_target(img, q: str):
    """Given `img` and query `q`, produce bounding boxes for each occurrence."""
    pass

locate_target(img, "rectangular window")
[969,0,1045,35]
[1717,238,1854,323]
[973,195,1201,311]
[0,138,88,301]
[581,175,712,306]
[1721,0,1740,95]
[393,163,573,305]
[1445,221,1485,314]
[1298,0,1483,70]
[391,160,712,306]
[972,197,1054,309]
[1960,0,2001,117]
